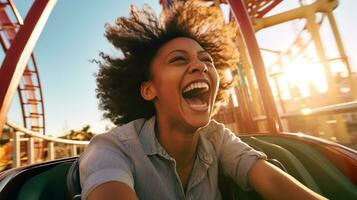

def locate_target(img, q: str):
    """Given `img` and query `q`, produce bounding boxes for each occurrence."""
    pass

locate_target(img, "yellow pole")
[306,13,337,100]
[326,12,357,100]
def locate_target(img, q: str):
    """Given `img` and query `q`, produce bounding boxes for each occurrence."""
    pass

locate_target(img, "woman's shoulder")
[90,118,146,144]
[199,120,228,151]
[79,118,147,159]
[201,119,246,151]
[201,119,227,139]
[79,118,147,165]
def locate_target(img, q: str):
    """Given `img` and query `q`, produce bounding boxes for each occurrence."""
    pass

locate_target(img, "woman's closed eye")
[169,56,188,63]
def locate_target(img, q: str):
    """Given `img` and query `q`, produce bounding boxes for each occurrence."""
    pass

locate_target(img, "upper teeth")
[183,82,209,93]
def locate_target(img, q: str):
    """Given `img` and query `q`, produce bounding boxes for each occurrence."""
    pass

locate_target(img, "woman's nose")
[188,61,208,73]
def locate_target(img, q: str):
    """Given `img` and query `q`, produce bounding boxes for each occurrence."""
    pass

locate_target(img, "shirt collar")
[138,116,161,156]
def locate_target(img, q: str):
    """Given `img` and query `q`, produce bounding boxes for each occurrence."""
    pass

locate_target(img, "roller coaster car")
[0,133,356,200]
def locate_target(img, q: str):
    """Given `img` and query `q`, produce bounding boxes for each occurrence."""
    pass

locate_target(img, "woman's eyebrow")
[167,49,187,56]
[164,49,187,61]
[164,49,210,61]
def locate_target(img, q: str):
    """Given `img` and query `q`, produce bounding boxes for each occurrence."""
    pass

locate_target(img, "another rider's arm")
[249,160,328,200]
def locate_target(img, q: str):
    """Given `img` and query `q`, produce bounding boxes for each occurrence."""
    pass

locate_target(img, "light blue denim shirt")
[79,116,266,200]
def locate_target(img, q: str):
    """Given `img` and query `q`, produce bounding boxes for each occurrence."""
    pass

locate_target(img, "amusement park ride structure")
[0,0,55,136]
[0,1,356,200]
[0,0,356,169]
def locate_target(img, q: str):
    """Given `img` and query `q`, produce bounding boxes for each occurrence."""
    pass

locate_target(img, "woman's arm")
[87,181,139,200]
[249,160,328,200]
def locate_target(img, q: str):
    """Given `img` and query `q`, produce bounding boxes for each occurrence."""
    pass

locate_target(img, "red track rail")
[0,0,45,135]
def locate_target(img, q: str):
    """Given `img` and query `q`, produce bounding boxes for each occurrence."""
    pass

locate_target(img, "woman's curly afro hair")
[96,0,239,125]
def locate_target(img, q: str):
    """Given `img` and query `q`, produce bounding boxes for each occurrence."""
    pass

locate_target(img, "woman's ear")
[140,81,156,101]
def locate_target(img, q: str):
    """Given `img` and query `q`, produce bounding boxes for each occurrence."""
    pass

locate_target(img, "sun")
[284,60,328,97]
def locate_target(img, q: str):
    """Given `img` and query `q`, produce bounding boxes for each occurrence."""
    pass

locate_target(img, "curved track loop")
[0,0,45,135]
[0,0,49,162]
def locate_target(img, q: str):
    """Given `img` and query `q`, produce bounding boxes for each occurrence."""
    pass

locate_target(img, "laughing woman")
[79,1,327,200]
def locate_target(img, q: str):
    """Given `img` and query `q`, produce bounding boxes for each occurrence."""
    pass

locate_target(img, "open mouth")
[182,81,210,111]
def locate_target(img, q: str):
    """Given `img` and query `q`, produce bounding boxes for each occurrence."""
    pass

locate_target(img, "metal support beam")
[326,12,357,100]
[48,141,55,160]
[27,136,35,164]
[227,0,282,133]
[0,0,57,137]
[12,131,21,167]
[71,144,77,156]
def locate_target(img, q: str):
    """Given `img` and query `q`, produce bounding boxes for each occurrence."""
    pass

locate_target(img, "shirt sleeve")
[218,127,267,191]
[79,134,134,200]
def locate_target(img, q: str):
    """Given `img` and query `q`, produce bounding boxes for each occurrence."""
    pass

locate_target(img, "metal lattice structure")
[244,0,283,18]
[0,0,56,137]
[0,1,45,135]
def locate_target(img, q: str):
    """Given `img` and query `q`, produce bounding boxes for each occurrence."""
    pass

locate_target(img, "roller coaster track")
[3,120,88,168]
[0,0,56,138]
[0,1,45,135]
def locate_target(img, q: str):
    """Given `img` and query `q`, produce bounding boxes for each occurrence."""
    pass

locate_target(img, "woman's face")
[143,37,219,131]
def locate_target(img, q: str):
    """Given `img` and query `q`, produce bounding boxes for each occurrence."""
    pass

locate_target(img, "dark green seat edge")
[16,162,72,200]
[258,136,357,200]
[5,135,357,200]
[240,136,321,193]
[67,158,82,200]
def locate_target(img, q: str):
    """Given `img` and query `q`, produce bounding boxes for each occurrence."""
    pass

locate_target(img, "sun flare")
[284,61,328,97]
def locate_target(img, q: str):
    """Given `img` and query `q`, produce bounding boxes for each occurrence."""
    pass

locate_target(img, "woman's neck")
[155,116,199,170]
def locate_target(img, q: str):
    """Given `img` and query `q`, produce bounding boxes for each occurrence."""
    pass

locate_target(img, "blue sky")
[6,1,357,136]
